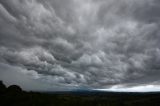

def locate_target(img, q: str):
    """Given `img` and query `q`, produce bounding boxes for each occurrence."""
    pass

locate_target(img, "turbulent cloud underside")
[0,0,160,91]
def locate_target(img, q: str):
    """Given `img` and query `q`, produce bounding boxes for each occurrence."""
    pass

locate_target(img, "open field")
[1,84,160,106]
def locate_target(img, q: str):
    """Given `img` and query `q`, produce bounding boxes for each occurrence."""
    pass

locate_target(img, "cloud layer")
[0,0,160,90]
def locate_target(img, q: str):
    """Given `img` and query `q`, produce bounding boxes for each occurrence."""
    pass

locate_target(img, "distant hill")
[0,80,160,106]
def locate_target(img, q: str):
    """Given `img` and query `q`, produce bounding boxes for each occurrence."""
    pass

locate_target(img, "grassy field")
[0,81,160,106]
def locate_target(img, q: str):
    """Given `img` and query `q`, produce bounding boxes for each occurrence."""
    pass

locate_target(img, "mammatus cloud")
[0,0,160,91]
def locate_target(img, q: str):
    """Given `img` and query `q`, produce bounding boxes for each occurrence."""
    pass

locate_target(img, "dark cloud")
[0,0,160,91]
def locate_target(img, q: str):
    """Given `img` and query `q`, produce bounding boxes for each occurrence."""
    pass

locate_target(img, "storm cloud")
[0,0,160,91]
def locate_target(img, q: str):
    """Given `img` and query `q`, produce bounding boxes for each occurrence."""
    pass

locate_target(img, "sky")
[0,0,160,92]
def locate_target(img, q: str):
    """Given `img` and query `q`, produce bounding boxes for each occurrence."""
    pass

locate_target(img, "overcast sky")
[0,0,160,91]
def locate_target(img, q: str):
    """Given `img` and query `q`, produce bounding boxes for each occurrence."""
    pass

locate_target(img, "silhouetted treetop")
[0,81,6,93]
[7,85,22,92]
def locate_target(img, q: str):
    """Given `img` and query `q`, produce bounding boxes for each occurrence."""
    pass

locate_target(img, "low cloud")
[0,0,160,91]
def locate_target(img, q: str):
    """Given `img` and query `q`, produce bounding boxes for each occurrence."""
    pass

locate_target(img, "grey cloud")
[0,0,160,90]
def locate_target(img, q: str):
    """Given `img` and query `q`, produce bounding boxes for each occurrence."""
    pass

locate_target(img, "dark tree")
[0,81,6,93]
[7,85,22,93]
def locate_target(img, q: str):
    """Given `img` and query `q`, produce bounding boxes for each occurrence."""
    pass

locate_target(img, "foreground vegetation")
[0,81,160,106]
